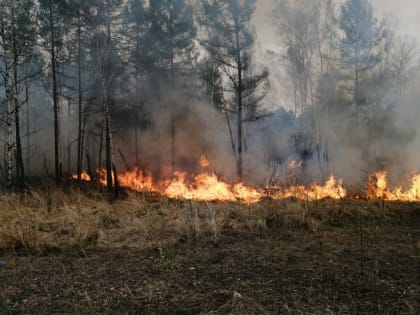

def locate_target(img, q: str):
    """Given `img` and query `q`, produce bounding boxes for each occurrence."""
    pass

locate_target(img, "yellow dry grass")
[0,188,395,251]
[0,188,227,250]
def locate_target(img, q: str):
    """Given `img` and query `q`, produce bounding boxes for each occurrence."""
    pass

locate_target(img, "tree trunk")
[169,9,176,174]
[98,124,104,170]
[104,7,118,196]
[5,73,13,191]
[66,99,71,173]
[25,62,30,176]
[76,13,84,181]
[134,114,139,167]
[50,8,62,185]
[12,20,24,191]
[235,16,243,181]
[105,111,113,194]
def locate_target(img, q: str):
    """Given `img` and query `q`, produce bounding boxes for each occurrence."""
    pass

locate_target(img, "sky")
[255,0,420,47]
[370,0,420,39]
[252,0,420,108]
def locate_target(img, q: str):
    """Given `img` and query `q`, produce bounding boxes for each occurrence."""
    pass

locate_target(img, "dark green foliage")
[145,0,196,89]
[202,0,268,119]
[339,0,386,111]
[200,0,268,179]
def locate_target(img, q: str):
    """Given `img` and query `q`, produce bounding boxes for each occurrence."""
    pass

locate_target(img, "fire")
[72,171,91,181]
[73,157,347,202]
[275,175,346,200]
[164,172,247,202]
[114,168,156,192]
[288,160,303,170]
[72,156,420,203]
[199,154,210,168]
[368,171,420,201]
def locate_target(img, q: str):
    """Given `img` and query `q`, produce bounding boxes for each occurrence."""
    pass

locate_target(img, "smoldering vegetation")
[0,0,420,192]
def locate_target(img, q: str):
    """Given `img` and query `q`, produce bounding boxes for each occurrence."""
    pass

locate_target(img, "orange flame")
[72,171,91,181]
[72,166,347,204]
[72,156,420,203]
[199,154,210,168]
[368,171,420,201]
[288,160,303,170]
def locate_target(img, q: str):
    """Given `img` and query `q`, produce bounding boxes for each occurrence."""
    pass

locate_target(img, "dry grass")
[0,188,230,251]
[0,187,405,252]
[1,189,419,314]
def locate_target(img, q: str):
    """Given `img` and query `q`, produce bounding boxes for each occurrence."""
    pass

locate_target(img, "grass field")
[0,188,419,314]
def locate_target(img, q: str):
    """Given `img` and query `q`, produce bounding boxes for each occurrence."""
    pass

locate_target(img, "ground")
[0,191,419,314]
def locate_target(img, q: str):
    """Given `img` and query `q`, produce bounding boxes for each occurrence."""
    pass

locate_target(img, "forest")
[0,1,419,313]
[0,0,419,195]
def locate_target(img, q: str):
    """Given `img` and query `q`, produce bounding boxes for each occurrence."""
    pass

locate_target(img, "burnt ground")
[0,204,419,314]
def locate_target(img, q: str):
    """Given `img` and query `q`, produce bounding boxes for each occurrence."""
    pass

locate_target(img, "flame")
[72,156,420,203]
[368,171,420,201]
[164,172,243,202]
[288,160,303,170]
[92,169,343,203]
[72,165,346,204]
[268,175,346,201]
[199,154,210,168]
[72,171,91,181]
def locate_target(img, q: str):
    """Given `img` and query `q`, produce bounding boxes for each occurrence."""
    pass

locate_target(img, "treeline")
[0,0,418,193]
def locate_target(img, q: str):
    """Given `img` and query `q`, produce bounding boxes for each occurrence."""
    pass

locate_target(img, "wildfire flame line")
[72,159,420,203]
[367,171,420,201]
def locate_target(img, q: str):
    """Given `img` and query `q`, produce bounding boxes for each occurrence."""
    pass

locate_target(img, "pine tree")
[122,0,148,167]
[339,0,386,122]
[66,0,99,181]
[92,0,124,195]
[201,0,268,181]
[146,0,196,173]
[39,0,70,184]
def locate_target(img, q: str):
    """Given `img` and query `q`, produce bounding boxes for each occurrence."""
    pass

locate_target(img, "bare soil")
[0,201,419,314]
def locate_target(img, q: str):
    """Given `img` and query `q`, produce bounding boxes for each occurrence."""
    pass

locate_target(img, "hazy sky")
[253,0,420,108]
[255,0,420,48]
[370,0,420,38]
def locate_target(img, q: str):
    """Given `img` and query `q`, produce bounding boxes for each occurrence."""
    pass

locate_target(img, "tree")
[66,0,98,181]
[0,0,36,190]
[201,0,268,180]
[39,0,70,184]
[92,0,124,195]
[145,0,196,173]
[339,0,386,122]
[122,0,148,167]
[390,36,418,102]
[275,0,322,166]
[275,0,342,172]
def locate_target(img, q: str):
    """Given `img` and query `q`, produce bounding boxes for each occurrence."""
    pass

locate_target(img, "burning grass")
[74,154,420,203]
